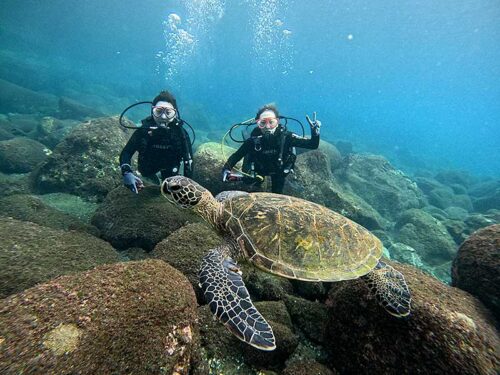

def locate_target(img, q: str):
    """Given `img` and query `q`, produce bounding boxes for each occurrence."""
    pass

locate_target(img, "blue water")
[1,0,499,176]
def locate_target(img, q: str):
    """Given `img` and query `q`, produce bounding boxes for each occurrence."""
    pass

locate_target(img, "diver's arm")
[290,128,320,149]
[223,141,252,170]
[119,131,141,173]
[181,128,193,177]
[290,112,321,150]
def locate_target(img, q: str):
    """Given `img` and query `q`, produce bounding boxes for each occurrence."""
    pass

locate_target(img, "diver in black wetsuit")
[119,91,193,193]
[221,104,321,194]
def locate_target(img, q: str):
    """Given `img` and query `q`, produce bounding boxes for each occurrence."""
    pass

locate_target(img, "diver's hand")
[123,172,144,194]
[306,112,321,135]
[221,168,231,182]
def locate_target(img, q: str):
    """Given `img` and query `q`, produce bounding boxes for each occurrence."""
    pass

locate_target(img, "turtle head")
[161,176,212,209]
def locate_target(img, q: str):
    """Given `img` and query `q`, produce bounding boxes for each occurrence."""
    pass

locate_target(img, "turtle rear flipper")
[363,261,411,317]
[199,247,276,351]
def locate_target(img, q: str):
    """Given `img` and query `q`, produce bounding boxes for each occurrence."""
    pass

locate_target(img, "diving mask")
[152,106,177,120]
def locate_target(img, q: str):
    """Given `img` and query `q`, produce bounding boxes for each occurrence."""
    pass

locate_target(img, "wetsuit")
[120,116,193,181]
[223,126,319,193]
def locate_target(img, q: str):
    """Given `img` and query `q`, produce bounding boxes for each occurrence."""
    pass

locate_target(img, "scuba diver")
[221,104,321,194]
[119,90,193,193]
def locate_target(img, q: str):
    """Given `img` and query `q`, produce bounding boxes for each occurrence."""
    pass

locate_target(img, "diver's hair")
[255,103,279,120]
[152,90,178,109]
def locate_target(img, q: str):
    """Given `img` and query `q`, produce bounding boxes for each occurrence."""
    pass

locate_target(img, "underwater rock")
[0,194,99,235]
[473,188,500,212]
[0,172,31,197]
[152,222,222,302]
[413,176,445,195]
[288,150,389,231]
[255,300,294,329]
[284,295,329,344]
[242,262,295,302]
[0,260,200,374]
[37,192,98,223]
[0,217,119,298]
[428,187,473,211]
[0,126,13,141]
[421,205,449,221]
[444,206,469,221]
[192,141,241,196]
[34,116,79,148]
[320,141,342,171]
[120,247,150,261]
[335,154,425,222]
[0,78,58,115]
[0,137,49,173]
[57,96,105,120]
[297,140,342,171]
[388,242,424,269]
[468,179,499,198]
[282,360,337,375]
[325,262,500,374]
[394,208,457,265]
[91,185,200,251]
[31,116,130,201]
[290,279,328,302]
[334,140,353,156]
[435,169,472,188]
[6,113,40,136]
[452,224,500,321]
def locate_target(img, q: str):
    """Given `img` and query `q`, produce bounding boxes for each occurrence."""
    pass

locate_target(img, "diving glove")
[306,111,322,135]
[221,168,231,182]
[123,171,144,194]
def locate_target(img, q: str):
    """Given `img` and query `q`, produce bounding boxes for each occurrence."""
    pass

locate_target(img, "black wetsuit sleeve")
[289,126,320,149]
[119,130,142,173]
[181,128,193,177]
[223,140,252,170]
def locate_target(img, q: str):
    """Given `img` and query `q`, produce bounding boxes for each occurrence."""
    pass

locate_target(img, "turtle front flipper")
[363,260,411,317]
[199,246,276,351]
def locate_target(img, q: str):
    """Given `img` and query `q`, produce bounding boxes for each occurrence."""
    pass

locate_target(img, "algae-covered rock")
[0,78,58,115]
[284,295,329,344]
[0,194,98,235]
[325,262,500,374]
[0,260,200,374]
[0,217,119,298]
[35,116,79,148]
[57,96,104,120]
[428,187,473,211]
[288,151,389,230]
[152,222,222,301]
[388,242,424,269]
[395,208,457,265]
[0,172,30,197]
[91,185,200,251]
[37,192,98,223]
[334,154,425,221]
[283,360,337,375]
[31,116,131,201]
[192,141,241,195]
[0,137,49,173]
[242,262,295,302]
[435,169,472,188]
[452,224,500,321]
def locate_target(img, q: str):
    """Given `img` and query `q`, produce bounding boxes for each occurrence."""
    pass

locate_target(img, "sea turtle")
[161,176,411,351]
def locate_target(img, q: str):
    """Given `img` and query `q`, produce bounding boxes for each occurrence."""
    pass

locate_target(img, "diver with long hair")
[221,104,321,194]
[119,90,193,193]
